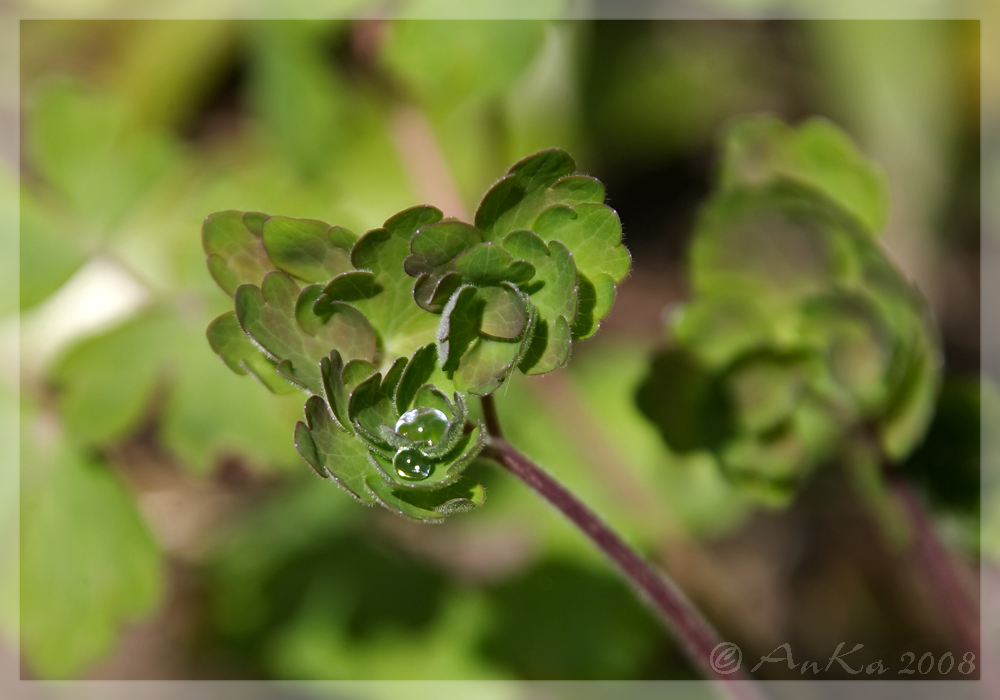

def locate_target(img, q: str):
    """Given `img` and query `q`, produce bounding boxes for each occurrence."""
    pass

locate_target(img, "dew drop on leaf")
[393,448,434,481]
[394,406,449,447]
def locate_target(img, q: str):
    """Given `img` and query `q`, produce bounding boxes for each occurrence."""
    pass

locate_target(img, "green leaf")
[348,366,406,450]
[297,394,377,500]
[262,216,357,283]
[301,345,485,519]
[162,328,306,475]
[21,428,163,678]
[503,231,577,374]
[369,427,484,490]
[235,271,377,394]
[437,284,530,395]
[206,311,296,394]
[248,21,350,177]
[454,334,526,395]
[319,206,444,360]
[405,220,536,313]
[19,192,87,311]
[475,148,606,243]
[721,116,890,236]
[479,285,528,339]
[394,343,444,414]
[452,243,535,287]
[721,350,811,437]
[365,474,486,523]
[381,20,546,103]
[405,220,483,312]
[50,311,172,445]
[635,347,735,454]
[28,78,175,230]
[531,203,630,338]
[532,203,630,283]
[689,182,858,308]
[203,210,277,296]
[297,354,486,522]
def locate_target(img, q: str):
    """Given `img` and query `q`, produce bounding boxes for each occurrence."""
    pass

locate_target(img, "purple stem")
[481,398,765,698]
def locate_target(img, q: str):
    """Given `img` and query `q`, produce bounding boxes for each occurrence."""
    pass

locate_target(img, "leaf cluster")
[205,148,630,520]
[637,117,940,503]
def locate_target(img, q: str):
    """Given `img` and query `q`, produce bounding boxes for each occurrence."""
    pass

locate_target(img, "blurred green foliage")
[638,117,942,504]
[14,18,979,683]
[20,409,163,678]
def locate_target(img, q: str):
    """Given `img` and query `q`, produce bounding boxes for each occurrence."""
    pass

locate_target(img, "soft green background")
[11,19,983,681]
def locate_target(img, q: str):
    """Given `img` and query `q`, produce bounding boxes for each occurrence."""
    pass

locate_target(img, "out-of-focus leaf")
[21,421,163,678]
[635,347,734,454]
[643,119,941,497]
[722,350,810,436]
[797,293,894,414]
[207,486,502,679]
[50,311,172,446]
[689,183,853,309]
[163,323,306,475]
[878,322,940,461]
[28,78,175,231]
[382,20,546,103]
[722,116,890,236]
[480,559,667,680]
[18,191,88,311]
[670,295,780,370]
[248,21,349,177]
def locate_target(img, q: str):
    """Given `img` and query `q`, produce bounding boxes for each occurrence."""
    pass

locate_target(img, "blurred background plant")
[7,17,986,683]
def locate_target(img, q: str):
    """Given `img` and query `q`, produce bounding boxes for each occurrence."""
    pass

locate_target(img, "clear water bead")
[393,448,434,481]
[394,406,449,447]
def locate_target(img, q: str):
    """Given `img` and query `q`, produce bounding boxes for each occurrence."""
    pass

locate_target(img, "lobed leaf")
[206,311,296,394]
[317,205,443,360]
[721,116,890,236]
[532,203,630,339]
[475,148,605,243]
[204,210,277,296]
[296,345,486,523]
[437,283,531,394]
[503,230,577,374]
[21,428,163,678]
[235,271,377,394]
[261,215,356,283]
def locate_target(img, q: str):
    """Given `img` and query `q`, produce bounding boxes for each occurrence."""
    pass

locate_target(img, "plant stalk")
[480,397,764,698]
[889,474,979,653]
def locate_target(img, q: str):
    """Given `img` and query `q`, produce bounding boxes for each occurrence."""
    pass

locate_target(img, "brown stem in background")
[481,398,765,699]
[887,474,986,661]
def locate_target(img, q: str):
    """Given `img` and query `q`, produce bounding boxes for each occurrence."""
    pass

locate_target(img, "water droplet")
[394,406,449,447]
[393,448,434,481]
